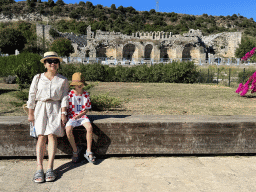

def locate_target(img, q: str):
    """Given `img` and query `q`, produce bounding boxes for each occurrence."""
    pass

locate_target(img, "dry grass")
[88,82,256,116]
[0,83,26,116]
[1,81,256,116]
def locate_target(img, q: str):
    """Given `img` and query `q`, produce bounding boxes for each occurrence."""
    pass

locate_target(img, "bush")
[79,63,106,81]
[90,93,122,111]
[133,64,151,82]
[14,90,29,102]
[167,61,199,83]
[0,55,17,77]
[64,61,199,83]
[58,63,79,80]
[49,28,60,38]
[14,52,44,90]
[104,66,116,82]
[238,69,256,83]
[197,68,214,83]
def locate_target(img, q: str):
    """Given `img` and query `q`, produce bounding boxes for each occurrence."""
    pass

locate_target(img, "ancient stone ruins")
[37,24,242,64]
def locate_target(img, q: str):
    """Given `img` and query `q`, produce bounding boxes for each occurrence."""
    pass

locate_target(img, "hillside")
[0,0,256,37]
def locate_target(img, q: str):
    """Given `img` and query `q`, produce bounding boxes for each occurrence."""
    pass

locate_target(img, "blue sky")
[16,0,256,21]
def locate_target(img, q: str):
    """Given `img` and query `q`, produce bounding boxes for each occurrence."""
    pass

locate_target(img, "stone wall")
[2,115,256,156]
[37,24,242,63]
[36,24,53,49]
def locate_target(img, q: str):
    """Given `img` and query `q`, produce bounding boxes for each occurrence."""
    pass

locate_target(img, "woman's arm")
[28,108,35,125]
[27,74,40,109]
[27,74,40,123]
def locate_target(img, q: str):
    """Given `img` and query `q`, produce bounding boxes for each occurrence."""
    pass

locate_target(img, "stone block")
[1,115,256,157]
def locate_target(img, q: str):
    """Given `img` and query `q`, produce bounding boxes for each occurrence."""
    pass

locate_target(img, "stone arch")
[153,32,156,39]
[182,44,192,60]
[123,43,136,60]
[160,46,168,59]
[96,46,107,58]
[86,50,90,57]
[144,44,153,60]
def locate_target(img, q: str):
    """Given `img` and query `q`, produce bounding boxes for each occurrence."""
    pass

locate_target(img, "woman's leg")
[36,135,47,170]
[66,125,78,153]
[47,134,57,170]
[35,135,47,182]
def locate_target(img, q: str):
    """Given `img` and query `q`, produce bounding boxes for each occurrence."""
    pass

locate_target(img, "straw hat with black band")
[40,51,63,63]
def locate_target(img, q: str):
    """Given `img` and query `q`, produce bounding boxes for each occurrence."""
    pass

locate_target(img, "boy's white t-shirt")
[67,90,91,120]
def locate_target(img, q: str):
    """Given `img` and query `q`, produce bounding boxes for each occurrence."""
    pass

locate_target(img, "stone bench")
[1,115,256,157]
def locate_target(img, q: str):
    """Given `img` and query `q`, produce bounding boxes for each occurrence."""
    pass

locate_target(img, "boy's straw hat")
[70,72,87,86]
[40,51,63,63]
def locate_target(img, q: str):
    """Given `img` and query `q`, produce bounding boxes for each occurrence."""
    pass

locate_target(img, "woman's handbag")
[23,73,41,138]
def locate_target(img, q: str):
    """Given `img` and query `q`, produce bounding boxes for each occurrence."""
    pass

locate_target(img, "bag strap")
[35,73,41,94]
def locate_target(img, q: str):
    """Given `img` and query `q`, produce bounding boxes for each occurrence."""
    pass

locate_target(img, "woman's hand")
[28,114,35,125]
[61,114,67,127]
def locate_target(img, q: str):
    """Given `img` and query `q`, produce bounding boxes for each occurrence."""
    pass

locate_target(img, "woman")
[27,51,69,183]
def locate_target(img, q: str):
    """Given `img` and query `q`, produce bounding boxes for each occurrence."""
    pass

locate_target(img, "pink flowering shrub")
[241,47,256,61]
[236,71,256,96]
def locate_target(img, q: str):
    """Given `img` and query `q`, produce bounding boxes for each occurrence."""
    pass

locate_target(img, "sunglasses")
[45,59,59,64]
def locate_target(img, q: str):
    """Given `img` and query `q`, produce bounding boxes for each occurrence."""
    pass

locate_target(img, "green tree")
[26,0,32,7]
[48,0,54,7]
[49,38,74,57]
[0,0,15,5]
[17,21,35,41]
[78,1,85,6]
[49,28,60,38]
[85,1,93,9]
[111,4,116,10]
[149,9,156,14]
[77,22,88,34]
[117,5,125,13]
[110,13,117,20]
[52,6,62,14]
[69,10,79,19]
[235,37,256,59]
[0,28,27,54]
[56,0,64,6]
[126,6,137,14]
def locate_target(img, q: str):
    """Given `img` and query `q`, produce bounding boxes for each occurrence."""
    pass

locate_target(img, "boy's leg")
[82,122,94,160]
[66,125,78,153]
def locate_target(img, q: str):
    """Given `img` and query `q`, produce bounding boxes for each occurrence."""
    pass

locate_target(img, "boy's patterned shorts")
[66,117,90,128]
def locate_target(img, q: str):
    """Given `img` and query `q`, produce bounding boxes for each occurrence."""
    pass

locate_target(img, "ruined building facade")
[37,24,242,63]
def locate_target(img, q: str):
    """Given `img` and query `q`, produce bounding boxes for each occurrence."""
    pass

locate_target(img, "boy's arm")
[73,109,89,119]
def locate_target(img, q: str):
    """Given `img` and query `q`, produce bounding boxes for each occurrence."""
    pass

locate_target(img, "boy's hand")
[73,114,80,120]
[61,114,67,127]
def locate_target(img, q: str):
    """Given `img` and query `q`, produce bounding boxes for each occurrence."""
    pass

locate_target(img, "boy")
[65,72,96,164]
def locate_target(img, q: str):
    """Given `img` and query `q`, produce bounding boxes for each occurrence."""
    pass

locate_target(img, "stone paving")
[1,156,256,192]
